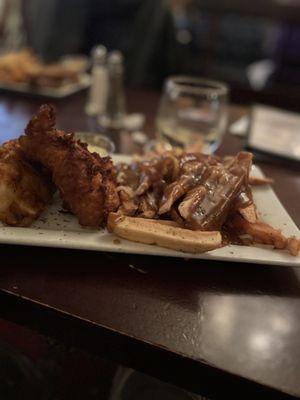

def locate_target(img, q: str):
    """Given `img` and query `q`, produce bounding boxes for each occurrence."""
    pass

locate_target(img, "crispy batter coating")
[0,139,53,226]
[20,104,119,227]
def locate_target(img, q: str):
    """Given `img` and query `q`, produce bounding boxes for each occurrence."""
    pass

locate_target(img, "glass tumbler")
[156,76,229,153]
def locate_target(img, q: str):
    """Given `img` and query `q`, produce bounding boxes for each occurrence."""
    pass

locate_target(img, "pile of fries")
[107,212,300,256]
[107,147,300,256]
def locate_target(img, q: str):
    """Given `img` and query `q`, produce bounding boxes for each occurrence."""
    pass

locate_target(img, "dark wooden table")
[0,90,300,399]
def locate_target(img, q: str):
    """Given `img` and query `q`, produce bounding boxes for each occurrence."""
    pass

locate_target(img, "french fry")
[108,213,222,253]
[238,203,257,223]
[230,214,288,250]
[249,176,273,186]
[145,219,180,227]
[287,237,300,257]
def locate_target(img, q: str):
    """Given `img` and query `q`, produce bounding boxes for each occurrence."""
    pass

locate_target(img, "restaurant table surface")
[0,90,300,399]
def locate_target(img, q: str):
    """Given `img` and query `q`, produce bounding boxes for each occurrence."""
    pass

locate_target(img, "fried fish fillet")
[0,140,53,226]
[20,104,119,227]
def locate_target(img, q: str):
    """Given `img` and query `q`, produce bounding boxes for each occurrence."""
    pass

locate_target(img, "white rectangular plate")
[0,74,90,98]
[0,155,299,266]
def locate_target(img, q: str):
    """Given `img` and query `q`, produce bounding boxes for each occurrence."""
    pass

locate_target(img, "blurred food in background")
[0,49,87,88]
[0,0,299,108]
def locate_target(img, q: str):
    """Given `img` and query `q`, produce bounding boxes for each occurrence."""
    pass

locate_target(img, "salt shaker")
[99,50,126,129]
[85,45,108,117]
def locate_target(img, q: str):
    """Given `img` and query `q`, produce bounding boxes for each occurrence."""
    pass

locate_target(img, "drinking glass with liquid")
[156,76,229,153]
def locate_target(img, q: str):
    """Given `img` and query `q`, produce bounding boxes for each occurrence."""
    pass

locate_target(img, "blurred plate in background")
[0,73,90,99]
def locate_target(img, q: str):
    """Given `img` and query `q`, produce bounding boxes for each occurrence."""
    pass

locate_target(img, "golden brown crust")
[0,139,53,226]
[20,104,119,227]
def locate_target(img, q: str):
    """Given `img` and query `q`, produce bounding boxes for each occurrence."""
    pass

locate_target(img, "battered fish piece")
[20,105,119,227]
[0,140,53,226]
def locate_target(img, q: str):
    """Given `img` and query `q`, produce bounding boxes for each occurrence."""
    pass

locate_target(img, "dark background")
[11,0,299,110]
[0,1,300,399]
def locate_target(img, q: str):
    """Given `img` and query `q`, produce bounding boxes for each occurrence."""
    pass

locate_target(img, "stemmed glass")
[156,76,229,153]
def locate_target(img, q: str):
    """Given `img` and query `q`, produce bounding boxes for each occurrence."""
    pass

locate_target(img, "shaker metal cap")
[108,50,123,65]
[92,45,107,62]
